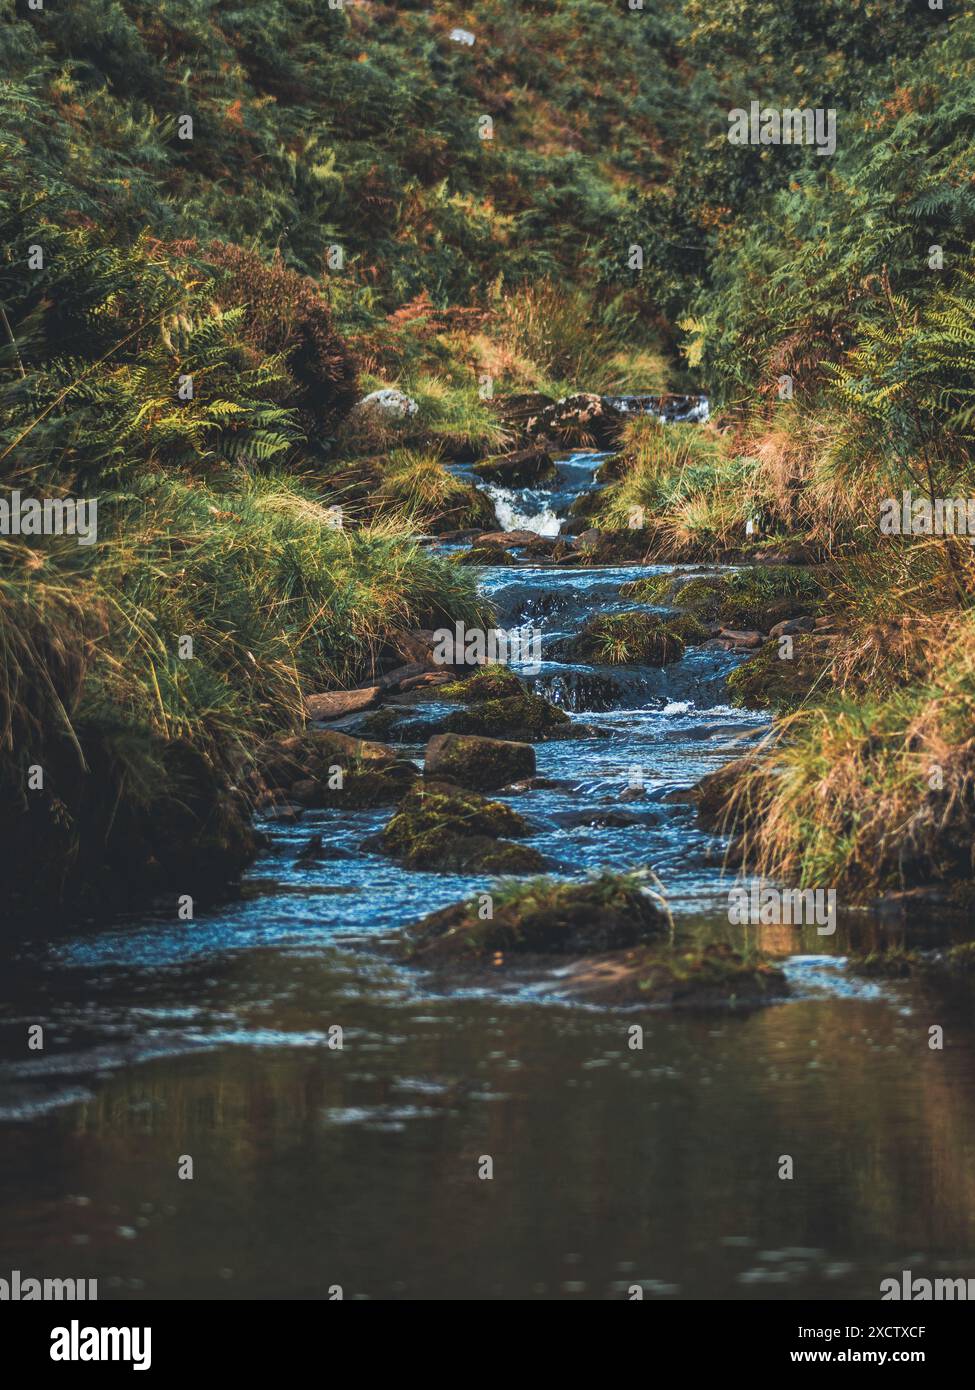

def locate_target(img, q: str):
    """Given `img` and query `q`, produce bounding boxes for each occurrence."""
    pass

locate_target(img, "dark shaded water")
[3,450,975,1300]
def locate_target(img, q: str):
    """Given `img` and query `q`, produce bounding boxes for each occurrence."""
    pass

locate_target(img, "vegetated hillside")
[1,0,972,915]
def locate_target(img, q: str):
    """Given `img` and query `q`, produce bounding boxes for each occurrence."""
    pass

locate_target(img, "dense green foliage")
[2,0,974,907]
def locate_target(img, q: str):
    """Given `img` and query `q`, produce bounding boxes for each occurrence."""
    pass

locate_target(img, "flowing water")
[3,449,975,1301]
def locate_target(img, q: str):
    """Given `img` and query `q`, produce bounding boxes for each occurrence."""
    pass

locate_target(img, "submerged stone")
[402,871,669,961]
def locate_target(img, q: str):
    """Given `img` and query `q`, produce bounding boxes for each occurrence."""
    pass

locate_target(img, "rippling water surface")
[3,450,975,1299]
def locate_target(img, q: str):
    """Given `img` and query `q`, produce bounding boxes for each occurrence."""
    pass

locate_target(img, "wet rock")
[397,671,453,693]
[494,391,556,434]
[768,616,817,639]
[443,690,572,739]
[718,628,764,650]
[424,731,536,790]
[305,686,380,721]
[376,662,428,691]
[379,629,444,672]
[563,611,684,666]
[474,529,541,547]
[555,942,789,1007]
[256,730,418,808]
[379,780,546,873]
[526,393,625,449]
[263,801,305,823]
[356,707,412,740]
[294,834,354,864]
[423,484,497,535]
[694,758,763,832]
[401,871,669,962]
[473,446,556,486]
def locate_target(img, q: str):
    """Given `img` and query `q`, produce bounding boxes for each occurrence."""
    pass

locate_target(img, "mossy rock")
[424,484,497,535]
[403,871,669,961]
[424,732,535,790]
[444,691,571,739]
[618,573,674,604]
[634,942,789,1006]
[379,779,544,872]
[257,730,418,807]
[438,665,525,702]
[941,942,975,976]
[848,949,923,978]
[357,707,411,739]
[472,445,556,486]
[565,611,684,666]
[664,567,823,631]
[458,544,518,566]
[725,637,830,712]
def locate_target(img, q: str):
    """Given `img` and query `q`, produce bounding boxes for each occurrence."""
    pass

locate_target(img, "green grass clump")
[567,612,685,666]
[0,473,490,915]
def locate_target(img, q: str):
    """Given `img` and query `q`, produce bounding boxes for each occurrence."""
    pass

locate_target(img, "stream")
[2,449,975,1300]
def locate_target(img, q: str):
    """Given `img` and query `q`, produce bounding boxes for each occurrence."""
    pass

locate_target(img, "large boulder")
[424,731,536,790]
[378,780,546,873]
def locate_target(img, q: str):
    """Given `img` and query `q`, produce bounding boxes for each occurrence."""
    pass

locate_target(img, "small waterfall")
[481,484,562,536]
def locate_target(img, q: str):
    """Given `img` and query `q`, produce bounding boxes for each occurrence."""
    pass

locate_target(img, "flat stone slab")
[305,686,380,721]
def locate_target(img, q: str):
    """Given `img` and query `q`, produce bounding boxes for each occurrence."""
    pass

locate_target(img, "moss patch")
[847,949,923,978]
